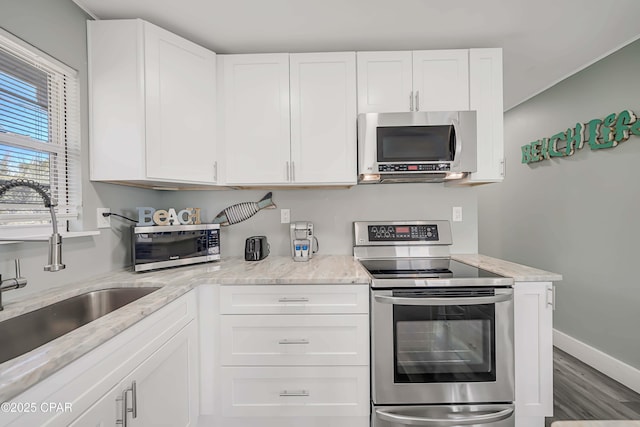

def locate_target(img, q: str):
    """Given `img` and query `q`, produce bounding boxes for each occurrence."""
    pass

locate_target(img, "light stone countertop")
[551,422,640,426]
[0,253,561,402]
[0,255,370,402]
[452,253,563,282]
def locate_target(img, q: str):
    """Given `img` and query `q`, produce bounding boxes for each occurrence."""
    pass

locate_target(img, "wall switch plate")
[280,209,290,224]
[97,208,111,229]
[452,206,463,222]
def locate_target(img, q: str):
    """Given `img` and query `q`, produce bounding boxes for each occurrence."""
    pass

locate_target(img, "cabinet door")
[143,21,217,183]
[514,282,554,420]
[356,51,413,113]
[68,385,122,427]
[128,322,199,427]
[412,50,469,111]
[221,54,291,185]
[468,48,505,183]
[290,52,357,184]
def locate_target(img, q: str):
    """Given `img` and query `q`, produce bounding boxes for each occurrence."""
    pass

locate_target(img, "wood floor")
[545,347,640,426]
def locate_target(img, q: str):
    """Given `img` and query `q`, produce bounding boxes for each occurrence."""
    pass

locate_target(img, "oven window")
[377,125,455,162]
[393,290,496,383]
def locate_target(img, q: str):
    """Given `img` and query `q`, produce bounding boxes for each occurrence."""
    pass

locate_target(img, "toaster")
[245,236,269,261]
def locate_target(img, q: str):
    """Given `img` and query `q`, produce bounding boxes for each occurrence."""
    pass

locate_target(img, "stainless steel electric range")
[353,220,516,427]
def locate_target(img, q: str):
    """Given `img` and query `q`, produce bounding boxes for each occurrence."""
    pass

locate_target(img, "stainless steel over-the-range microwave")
[357,111,477,183]
[132,223,220,272]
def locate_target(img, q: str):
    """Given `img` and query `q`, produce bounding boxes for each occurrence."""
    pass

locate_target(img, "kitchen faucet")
[0,179,66,310]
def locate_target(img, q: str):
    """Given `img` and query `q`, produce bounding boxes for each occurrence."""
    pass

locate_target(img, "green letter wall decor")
[521,110,638,164]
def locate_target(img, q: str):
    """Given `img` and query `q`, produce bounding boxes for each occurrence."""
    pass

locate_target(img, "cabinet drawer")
[220,366,369,417]
[219,285,368,314]
[220,314,369,366]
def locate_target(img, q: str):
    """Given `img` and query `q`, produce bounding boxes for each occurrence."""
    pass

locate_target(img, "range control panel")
[378,163,450,172]
[368,224,439,242]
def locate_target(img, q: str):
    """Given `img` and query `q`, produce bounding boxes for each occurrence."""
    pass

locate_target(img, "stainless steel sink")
[0,287,160,364]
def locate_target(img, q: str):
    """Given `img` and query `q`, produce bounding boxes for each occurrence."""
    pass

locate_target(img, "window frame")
[0,28,81,239]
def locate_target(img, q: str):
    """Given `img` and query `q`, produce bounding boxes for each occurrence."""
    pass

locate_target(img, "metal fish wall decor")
[212,192,276,226]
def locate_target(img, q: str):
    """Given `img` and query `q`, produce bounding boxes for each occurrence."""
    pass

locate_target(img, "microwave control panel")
[368,224,439,242]
[204,229,220,254]
[378,163,450,172]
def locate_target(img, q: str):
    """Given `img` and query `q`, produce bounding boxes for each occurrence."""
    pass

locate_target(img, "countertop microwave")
[132,223,220,272]
[357,111,477,183]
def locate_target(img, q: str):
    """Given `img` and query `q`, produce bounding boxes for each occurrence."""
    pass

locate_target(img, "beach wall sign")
[521,109,640,164]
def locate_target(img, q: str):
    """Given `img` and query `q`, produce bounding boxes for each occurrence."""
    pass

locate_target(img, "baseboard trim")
[553,328,640,394]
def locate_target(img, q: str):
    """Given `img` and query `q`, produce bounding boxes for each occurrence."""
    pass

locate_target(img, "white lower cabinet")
[67,385,120,427]
[220,314,369,366]
[2,291,198,427]
[221,366,369,418]
[219,284,369,314]
[72,321,198,427]
[215,284,369,427]
[514,282,554,427]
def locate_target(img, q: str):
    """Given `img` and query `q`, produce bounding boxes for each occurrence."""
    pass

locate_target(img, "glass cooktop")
[361,259,502,279]
[360,258,510,288]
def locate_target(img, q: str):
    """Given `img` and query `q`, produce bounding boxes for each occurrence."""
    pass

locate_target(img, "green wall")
[479,39,640,369]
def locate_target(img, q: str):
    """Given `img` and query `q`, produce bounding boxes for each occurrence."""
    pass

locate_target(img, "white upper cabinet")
[468,48,505,183]
[220,54,291,185]
[88,19,217,187]
[290,52,357,184]
[356,50,469,113]
[356,51,413,113]
[412,50,469,111]
[220,52,357,186]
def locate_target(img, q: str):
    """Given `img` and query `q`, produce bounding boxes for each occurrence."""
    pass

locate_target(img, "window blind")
[0,31,81,226]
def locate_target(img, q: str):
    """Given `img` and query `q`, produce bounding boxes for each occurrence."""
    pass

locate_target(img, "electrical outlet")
[280,208,290,224]
[452,206,463,222]
[97,208,111,229]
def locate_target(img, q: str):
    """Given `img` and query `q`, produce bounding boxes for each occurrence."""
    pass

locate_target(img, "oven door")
[371,287,514,405]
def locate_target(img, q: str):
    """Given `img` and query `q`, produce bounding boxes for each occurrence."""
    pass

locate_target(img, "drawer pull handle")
[279,390,309,397]
[278,297,309,303]
[278,339,309,345]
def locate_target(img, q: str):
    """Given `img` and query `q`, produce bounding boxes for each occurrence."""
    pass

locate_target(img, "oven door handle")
[373,293,512,306]
[375,406,514,426]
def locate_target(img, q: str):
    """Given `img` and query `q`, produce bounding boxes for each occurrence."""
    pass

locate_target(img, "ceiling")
[73,0,640,110]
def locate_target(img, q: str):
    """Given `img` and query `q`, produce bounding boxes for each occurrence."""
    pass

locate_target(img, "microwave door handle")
[375,406,514,426]
[373,294,512,306]
[451,118,463,164]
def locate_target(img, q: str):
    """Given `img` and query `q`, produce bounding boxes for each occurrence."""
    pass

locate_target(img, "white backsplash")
[161,183,479,257]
